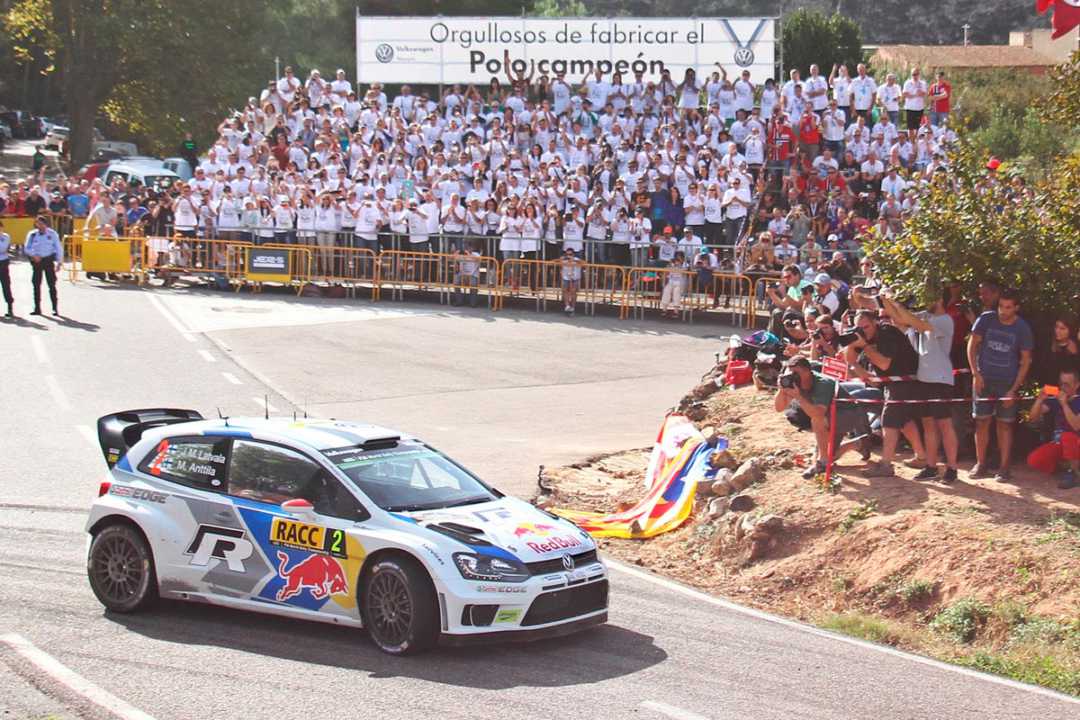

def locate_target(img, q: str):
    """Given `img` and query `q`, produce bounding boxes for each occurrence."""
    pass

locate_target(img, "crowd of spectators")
[772,275,1080,491]
[1,60,962,291]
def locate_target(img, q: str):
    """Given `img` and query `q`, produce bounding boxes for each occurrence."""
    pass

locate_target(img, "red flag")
[1038,0,1080,40]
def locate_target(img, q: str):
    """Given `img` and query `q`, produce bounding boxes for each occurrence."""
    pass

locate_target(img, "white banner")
[355,15,776,87]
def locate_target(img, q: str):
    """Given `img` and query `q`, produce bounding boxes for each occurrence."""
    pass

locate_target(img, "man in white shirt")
[821,99,846,155]
[721,175,752,247]
[805,64,829,114]
[330,69,353,107]
[849,64,877,122]
[902,67,928,131]
[876,74,902,127]
[277,67,300,106]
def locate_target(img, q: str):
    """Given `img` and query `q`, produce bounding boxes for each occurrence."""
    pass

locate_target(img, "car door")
[132,435,254,597]
[225,439,370,616]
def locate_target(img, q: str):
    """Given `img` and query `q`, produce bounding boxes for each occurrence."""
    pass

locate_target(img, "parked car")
[0,110,42,139]
[43,125,69,150]
[0,121,12,141]
[162,157,194,181]
[102,160,180,190]
[93,140,139,157]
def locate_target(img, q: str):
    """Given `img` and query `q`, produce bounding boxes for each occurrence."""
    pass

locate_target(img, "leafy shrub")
[897,578,935,604]
[931,598,990,643]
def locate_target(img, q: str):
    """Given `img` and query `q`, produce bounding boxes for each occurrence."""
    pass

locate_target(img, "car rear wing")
[97,408,204,469]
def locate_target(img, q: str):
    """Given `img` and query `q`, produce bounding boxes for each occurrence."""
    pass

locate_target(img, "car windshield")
[322,441,497,512]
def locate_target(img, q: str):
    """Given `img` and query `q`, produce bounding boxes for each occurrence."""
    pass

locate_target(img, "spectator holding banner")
[967,288,1033,483]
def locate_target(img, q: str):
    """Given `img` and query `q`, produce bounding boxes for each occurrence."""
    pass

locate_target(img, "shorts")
[881,381,919,430]
[973,376,1019,422]
[914,381,954,420]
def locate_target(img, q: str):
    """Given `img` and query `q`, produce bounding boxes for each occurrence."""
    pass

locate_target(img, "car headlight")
[453,552,529,583]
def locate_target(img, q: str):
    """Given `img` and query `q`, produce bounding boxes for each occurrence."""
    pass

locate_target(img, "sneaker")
[994,468,1012,483]
[865,461,895,478]
[1057,471,1076,490]
[913,466,938,481]
[902,457,927,469]
[941,468,958,484]
[968,463,992,480]
[802,461,825,480]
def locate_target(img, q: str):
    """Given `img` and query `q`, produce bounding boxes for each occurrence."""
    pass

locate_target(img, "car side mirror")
[281,498,317,521]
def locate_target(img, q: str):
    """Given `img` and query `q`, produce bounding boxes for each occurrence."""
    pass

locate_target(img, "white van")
[103,160,180,189]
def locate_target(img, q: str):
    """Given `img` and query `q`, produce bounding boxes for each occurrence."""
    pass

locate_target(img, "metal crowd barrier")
[59,231,787,326]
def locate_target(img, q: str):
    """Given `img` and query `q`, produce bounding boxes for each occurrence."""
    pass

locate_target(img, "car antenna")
[264,394,270,420]
[217,407,230,427]
[304,396,308,419]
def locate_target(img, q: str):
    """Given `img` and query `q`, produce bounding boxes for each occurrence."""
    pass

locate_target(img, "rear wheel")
[361,556,437,655]
[87,524,158,613]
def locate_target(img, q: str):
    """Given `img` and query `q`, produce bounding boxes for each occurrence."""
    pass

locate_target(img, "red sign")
[822,357,849,381]
[1038,0,1080,39]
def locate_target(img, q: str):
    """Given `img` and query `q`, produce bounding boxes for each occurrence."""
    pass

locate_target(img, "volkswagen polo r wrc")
[86,409,608,654]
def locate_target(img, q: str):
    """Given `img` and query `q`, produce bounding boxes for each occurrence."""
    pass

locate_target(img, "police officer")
[24,214,63,316]
[0,219,13,317]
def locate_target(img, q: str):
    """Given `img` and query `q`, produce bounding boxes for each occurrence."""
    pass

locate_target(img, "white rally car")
[86,409,607,654]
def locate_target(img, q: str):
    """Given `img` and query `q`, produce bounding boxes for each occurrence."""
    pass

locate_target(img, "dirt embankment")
[543,385,1080,667]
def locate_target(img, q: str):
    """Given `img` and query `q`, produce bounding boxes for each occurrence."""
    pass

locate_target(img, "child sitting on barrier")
[660,251,688,319]
[451,242,481,309]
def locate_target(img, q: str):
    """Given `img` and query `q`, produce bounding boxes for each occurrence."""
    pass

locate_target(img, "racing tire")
[87,524,159,613]
[361,555,437,655]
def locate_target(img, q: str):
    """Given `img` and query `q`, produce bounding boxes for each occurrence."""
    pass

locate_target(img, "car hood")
[399,496,595,563]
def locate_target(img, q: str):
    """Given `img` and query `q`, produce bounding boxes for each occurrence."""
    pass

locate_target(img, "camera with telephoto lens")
[779,373,798,389]
[837,327,865,347]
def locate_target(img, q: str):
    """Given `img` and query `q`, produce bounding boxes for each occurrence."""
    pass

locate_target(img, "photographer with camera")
[1026,368,1080,490]
[774,356,872,479]
[766,264,812,336]
[842,309,928,478]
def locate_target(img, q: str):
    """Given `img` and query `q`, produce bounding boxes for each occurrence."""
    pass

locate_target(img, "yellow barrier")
[2,217,37,248]
[237,244,312,295]
[495,258,564,311]
[291,245,379,297]
[622,266,698,320]
[689,273,756,327]
[377,250,500,307]
[142,236,250,287]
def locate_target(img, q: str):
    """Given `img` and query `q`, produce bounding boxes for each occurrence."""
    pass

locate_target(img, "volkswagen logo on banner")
[375,43,394,63]
[561,553,575,571]
[733,47,755,67]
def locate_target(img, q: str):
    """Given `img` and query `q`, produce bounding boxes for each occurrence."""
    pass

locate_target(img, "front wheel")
[361,556,437,655]
[87,524,158,613]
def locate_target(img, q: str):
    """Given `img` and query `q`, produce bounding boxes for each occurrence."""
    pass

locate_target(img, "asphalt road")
[1,263,1077,720]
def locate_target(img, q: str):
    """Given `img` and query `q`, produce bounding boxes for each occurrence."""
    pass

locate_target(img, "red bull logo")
[275,551,348,602]
[513,522,557,538]
[525,535,583,554]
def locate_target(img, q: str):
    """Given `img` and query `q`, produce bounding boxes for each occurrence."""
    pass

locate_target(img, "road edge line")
[605,558,1080,705]
[0,633,158,720]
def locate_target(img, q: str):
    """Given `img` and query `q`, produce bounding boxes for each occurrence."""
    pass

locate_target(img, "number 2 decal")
[329,529,345,557]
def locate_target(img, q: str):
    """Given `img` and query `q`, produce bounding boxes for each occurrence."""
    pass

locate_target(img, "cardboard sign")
[822,356,849,381]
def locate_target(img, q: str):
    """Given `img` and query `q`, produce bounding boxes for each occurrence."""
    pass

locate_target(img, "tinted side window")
[138,437,229,491]
[228,441,367,519]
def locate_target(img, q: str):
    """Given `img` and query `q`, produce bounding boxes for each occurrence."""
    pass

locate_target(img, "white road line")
[30,336,49,364]
[606,559,1080,705]
[253,397,279,413]
[145,293,195,343]
[44,375,72,412]
[640,701,711,720]
[197,349,216,363]
[0,633,158,720]
[75,425,98,452]
[221,371,242,385]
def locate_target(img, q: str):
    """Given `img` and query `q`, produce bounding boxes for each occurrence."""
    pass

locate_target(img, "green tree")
[866,52,1080,320]
[530,0,589,16]
[780,8,862,79]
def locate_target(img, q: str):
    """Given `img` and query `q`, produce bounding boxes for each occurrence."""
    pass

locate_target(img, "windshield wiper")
[439,496,492,508]
[383,503,428,512]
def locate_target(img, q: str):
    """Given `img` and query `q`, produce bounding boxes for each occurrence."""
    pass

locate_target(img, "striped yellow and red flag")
[553,415,718,539]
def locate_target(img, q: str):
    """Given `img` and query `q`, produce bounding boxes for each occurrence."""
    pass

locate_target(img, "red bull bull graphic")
[512,522,557,538]
[276,551,348,602]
